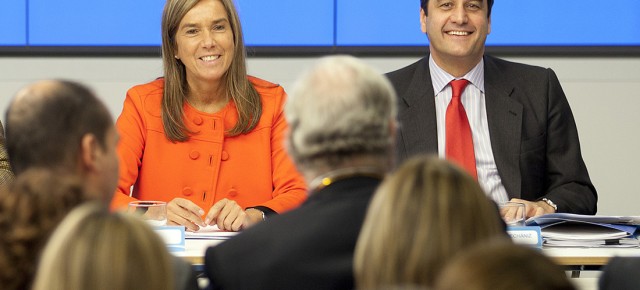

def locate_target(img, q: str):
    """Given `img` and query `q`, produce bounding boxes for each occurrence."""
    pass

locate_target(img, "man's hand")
[510,198,556,218]
[167,198,206,231]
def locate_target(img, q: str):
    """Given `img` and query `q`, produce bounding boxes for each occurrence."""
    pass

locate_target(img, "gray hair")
[285,55,397,170]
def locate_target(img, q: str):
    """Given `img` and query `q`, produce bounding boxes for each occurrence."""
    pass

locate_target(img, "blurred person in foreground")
[1,80,117,290]
[2,80,196,290]
[435,239,575,290]
[113,0,306,232]
[205,55,397,290]
[0,120,13,186]
[354,156,507,289]
[0,170,85,290]
[32,203,175,290]
[599,257,640,290]
[5,80,118,203]
[388,0,596,217]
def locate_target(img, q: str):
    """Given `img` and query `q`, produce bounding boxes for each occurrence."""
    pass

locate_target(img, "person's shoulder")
[129,78,165,96]
[248,76,281,90]
[385,57,429,96]
[247,76,286,110]
[386,56,428,80]
[485,55,549,75]
[125,78,164,117]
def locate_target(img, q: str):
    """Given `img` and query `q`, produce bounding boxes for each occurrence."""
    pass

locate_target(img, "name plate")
[153,226,186,252]
[507,226,542,248]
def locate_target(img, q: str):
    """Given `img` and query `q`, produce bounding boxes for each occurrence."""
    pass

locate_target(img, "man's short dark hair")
[421,0,494,17]
[5,80,113,174]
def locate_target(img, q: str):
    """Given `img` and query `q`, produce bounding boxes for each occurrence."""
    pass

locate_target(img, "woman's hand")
[167,198,206,232]
[204,198,247,232]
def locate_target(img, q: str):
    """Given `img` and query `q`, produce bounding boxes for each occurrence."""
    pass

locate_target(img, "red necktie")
[445,79,477,179]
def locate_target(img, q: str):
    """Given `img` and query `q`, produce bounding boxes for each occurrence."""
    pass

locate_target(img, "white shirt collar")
[429,55,485,95]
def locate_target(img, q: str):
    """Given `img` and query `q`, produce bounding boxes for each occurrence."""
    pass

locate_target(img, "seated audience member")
[354,156,507,289]
[0,80,118,290]
[0,120,13,185]
[4,80,119,203]
[205,55,397,290]
[32,203,175,290]
[435,240,575,290]
[599,257,640,290]
[0,170,85,290]
[3,80,198,290]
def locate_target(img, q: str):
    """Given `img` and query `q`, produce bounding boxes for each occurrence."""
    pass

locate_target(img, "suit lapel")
[398,57,438,157]
[484,56,523,198]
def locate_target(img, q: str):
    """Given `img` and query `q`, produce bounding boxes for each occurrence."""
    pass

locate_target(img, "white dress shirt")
[430,55,509,204]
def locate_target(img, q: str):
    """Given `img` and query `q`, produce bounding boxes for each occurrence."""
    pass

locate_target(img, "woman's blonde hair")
[354,156,506,289]
[161,0,260,141]
[32,203,174,290]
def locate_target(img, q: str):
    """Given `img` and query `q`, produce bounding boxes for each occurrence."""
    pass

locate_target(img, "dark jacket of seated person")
[599,257,640,290]
[204,55,397,290]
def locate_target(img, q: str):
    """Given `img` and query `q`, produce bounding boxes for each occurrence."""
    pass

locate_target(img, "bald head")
[5,80,113,175]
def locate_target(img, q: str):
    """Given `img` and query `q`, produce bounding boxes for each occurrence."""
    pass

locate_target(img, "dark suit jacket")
[205,176,381,290]
[599,257,640,290]
[387,55,597,214]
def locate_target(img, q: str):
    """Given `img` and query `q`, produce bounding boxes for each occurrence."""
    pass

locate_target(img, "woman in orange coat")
[113,0,306,231]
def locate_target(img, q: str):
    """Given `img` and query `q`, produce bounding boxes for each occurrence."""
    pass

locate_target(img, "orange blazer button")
[182,187,194,196]
[189,150,200,160]
[227,188,238,197]
[221,150,229,161]
[193,116,204,126]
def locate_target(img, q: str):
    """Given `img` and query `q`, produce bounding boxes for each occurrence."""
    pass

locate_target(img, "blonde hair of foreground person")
[354,156,506,289]
[435,239,575,290]
[32,203,174,290]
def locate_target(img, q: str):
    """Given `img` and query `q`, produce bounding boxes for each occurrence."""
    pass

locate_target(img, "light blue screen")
[29,0,163,46]
[337,0,640,46]
[3,0,640,48]
[236,0,334,46]
[1,0,27,45]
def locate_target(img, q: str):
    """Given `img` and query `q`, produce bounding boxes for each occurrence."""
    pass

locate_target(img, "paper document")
[524,213,640,248]
[526,213,640,226]
[185,225,239,240]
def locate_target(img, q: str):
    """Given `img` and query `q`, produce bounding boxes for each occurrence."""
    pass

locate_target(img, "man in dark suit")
[204,55,397,290]
[387,0,596,217]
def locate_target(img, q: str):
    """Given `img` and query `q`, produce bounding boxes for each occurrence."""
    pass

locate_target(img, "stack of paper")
[185,225,239,240]
[525,213,640,248]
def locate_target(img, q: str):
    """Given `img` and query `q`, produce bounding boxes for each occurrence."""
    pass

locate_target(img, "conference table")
[176,238,640,272]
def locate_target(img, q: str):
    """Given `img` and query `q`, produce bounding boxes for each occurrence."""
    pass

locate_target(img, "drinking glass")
[127,201,167,226]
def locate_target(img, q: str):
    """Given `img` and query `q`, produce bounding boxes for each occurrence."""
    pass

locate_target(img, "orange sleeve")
[110,82,157,210]
[253,85,307,213]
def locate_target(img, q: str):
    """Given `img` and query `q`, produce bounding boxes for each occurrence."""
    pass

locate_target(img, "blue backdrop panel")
[337,0,640,46]
[3,0,640,48]
[28,0,163,46]
[236,0,334,46]
[1,0,27,45]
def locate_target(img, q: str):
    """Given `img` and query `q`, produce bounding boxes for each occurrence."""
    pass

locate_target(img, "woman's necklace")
[308,166,385,194]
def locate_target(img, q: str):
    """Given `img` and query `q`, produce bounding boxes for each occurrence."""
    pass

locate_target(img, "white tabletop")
[542,246,640,266]
[173,239,224,265]
[175,238,640,267]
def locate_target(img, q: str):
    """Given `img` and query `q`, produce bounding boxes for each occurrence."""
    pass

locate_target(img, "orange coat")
[111,77,307,213]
